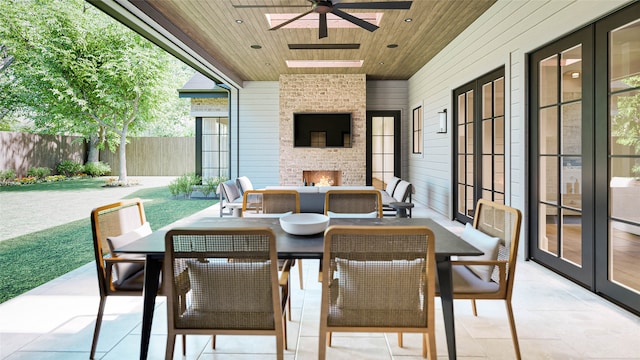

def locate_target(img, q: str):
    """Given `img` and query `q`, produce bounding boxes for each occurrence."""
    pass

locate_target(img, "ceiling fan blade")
[319,13,328,38]
[334,1,412,10]
[331,8,379,32]
[269,9,313,31]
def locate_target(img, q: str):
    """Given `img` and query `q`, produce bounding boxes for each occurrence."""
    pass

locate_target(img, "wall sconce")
[437,109,447,133]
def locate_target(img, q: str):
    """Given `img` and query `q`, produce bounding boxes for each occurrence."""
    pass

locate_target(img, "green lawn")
[0,181,217,303]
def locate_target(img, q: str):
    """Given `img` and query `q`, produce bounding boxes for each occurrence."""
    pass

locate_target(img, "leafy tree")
[0,0,193,182]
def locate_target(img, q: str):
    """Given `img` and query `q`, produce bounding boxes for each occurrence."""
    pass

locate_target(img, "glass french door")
[454,68,505,223]
[531,1,640,313]
[595,4,640,313]
[366,111,401,189]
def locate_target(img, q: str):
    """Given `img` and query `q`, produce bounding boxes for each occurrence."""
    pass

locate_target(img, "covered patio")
[1,204,638,359]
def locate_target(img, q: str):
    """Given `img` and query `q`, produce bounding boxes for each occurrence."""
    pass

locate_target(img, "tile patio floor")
[1,205,638,359]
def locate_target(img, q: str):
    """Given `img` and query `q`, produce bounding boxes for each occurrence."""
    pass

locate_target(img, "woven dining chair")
[164,228,290,360]
[442,199,523,359]
[89,199,155,359]
[324,189,383,218]
[319,225,437,359]
[241,189,305,292]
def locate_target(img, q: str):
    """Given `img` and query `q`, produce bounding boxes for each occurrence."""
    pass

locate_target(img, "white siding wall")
[236,81,280,188]
[366,80,409,179]
[408,0,632,218]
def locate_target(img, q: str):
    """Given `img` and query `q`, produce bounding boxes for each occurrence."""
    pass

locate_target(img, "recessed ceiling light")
[387,44,398,49]
[379,62,385,65]
[404,18,412,22]
[286,60,363,68]
[235,19,243,24]
[251,45,262,49]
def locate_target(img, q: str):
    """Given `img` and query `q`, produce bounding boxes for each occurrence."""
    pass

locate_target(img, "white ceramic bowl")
[280,213,330,235]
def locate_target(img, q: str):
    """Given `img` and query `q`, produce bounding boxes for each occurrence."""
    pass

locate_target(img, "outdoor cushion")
[392,180,412,202]
[236,176,253,194]
[327,211,378,218]
[446,264,500,293]
[457,223,500,282]
[335,258,424,310]
[186,260,272,312]
[385,177,401,196]
[106,222,152,285]
[221,181,242,202]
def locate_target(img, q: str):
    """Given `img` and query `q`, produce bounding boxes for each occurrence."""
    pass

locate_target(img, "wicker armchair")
[444,199,523,359]
[324,189,383,218]
[89,199,151,359]
[164,228,290,360]
[319,225,437,359]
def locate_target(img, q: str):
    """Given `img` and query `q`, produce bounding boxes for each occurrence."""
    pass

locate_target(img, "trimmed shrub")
[201,176,227,197]
[169,173,201,198]
[83,161,111,177]
[57,160,83,177]
[0,169,17,184]
[26,167,51,180]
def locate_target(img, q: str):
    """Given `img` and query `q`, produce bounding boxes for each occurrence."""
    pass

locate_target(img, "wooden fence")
[0,131,195,177]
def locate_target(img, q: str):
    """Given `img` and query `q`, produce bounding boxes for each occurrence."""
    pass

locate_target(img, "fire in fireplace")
[302,170,342,186]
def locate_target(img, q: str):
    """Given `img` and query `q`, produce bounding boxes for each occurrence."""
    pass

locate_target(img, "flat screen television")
[293,112,352,148]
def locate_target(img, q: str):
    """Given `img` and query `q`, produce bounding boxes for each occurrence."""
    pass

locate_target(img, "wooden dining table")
[116,216,482,360]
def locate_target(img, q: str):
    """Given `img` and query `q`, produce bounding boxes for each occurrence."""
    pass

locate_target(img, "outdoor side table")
[389,201,414,218]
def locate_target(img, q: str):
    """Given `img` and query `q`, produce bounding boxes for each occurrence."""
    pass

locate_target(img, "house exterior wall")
[407,0,632,218]
[236,81,280,188]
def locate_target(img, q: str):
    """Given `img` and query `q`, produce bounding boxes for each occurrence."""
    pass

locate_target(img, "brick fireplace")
[279,74,366,185]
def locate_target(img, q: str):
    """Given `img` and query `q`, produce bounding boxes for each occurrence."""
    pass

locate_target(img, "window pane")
[466,155,474,186]
[561,45,583,102]
[457,94,466,125]
[482,120,492,154]
[458,125,466,153]
[540,156,558,204]
[466,123,474,154]
[610,19,640,92]
[494,77,505,116]
[611,90,640,157]
[539,203,559,255]
[610,174,640,224]
[562,156,582,210]
[372,116,383,136]
[609,220,640,292]
[466,90,474,122]
[458,155,466,183]
[482,155,492,191]
[494,116,505,154]
[383,116,395,135]
[561,102,582,155]
[482,82,493,119]
[495,155,505,192]
[540,107,558,155]
[561,209,582,266]
[540,54,559,107]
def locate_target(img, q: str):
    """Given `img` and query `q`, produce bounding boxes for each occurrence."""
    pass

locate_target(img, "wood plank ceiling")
[131,0,496,82]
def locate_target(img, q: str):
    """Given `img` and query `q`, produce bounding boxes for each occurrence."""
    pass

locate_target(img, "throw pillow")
[458,223,501,282]
[335,258,424,310]
[106,222,152,284]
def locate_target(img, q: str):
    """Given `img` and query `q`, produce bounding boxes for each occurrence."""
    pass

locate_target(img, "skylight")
[266,13,382,28]
[286,60,364,68]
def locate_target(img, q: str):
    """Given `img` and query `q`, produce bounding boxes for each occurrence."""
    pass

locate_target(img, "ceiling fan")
[235,1,413,39]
